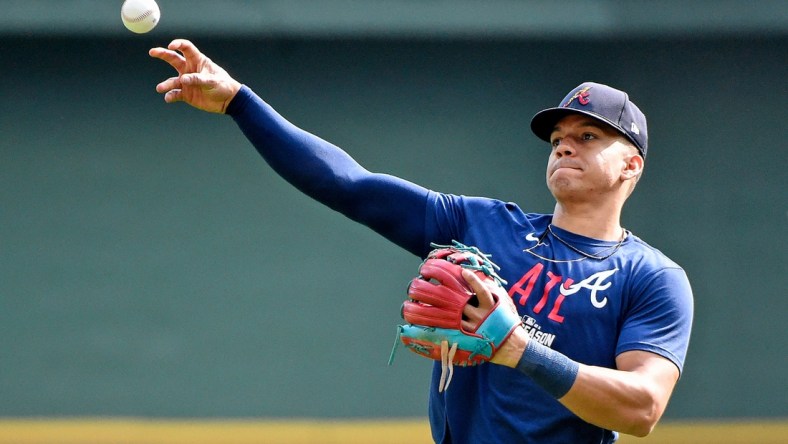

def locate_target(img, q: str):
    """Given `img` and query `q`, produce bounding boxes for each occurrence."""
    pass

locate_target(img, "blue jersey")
[423,193,693,444]
[228,86,693,444]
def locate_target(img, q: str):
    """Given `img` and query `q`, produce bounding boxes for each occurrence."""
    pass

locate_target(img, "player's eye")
[581,133,596,141]
[551,138,561,148]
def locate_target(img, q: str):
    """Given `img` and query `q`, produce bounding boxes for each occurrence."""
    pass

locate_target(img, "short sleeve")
[616,267,694,375]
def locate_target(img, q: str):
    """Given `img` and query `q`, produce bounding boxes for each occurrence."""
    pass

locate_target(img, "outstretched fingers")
[148,38,241,113]
[163,89,184,104]
[167,39,203,60]
[155,71,211,94]
[149,39,204,74]
[155,76,181,94]
[149,47,186,73]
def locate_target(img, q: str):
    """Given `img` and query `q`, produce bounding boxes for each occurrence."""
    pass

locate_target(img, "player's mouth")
[550,161,582,175]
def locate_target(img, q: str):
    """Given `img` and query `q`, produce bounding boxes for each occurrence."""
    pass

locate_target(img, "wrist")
[515,339,580,399]
[491,325,528,368]
[222,83,247,115]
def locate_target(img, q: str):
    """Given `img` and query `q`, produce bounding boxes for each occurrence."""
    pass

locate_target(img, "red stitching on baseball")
[122,10,153,23]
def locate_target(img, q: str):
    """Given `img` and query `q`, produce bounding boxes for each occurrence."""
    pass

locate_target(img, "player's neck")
[551,202,624,241]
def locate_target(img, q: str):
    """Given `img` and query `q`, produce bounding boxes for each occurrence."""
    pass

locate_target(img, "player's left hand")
[149,39,242,114]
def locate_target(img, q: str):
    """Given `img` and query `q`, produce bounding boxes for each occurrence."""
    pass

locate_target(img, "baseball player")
[150,39,693,443]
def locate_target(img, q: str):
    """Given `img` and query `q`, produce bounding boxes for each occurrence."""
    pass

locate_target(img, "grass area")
[0,418,785,443]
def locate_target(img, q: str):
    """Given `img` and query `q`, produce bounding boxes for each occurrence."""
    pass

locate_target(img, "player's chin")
[547,173,574,191]
[546,177,584,201]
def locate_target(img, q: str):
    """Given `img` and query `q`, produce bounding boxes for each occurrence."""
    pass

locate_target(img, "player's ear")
[620,147,644,182]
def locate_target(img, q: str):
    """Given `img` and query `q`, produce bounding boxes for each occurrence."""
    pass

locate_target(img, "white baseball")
[121,0,161,34]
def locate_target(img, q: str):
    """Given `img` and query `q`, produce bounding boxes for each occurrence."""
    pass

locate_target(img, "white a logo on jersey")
[559,268,618,308]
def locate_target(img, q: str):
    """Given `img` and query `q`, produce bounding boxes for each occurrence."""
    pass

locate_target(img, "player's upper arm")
[616,350,680,416]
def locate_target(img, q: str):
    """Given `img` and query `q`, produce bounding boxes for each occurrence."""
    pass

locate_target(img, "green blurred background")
[1,0,786,422]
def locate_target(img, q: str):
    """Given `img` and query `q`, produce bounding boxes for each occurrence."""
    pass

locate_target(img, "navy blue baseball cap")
[530,82,648,158]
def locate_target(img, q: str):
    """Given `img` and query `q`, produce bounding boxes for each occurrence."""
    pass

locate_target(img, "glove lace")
[429,241,507,286]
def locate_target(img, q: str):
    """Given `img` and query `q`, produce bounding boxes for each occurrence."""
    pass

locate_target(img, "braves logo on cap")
[562,86,591,107]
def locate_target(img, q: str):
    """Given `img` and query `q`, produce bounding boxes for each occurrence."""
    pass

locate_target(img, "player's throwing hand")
[149,39,242,114]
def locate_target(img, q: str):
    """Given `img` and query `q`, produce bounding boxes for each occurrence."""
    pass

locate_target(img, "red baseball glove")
[390,241,522,391]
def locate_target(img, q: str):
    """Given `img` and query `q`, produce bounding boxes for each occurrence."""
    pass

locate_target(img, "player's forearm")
[559,364,667,437]
[225,85,431,255]
[498,329,668,437]
[226,86,368,202]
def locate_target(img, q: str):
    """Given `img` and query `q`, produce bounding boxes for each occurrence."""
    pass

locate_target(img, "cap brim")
[530,107,625,144]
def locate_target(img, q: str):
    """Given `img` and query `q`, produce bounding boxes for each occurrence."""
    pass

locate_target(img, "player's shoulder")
[431,192,532,217]
[458,195,551,229]
[620,233,694,322]
[624,231,685,273]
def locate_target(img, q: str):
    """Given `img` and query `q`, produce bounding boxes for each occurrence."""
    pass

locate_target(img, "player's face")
[545,114,637,202]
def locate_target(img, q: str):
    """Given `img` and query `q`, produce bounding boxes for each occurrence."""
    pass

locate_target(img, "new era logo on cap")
[530,82,649,158]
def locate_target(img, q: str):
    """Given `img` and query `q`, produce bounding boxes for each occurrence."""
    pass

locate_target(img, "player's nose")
[554,140,576,157]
